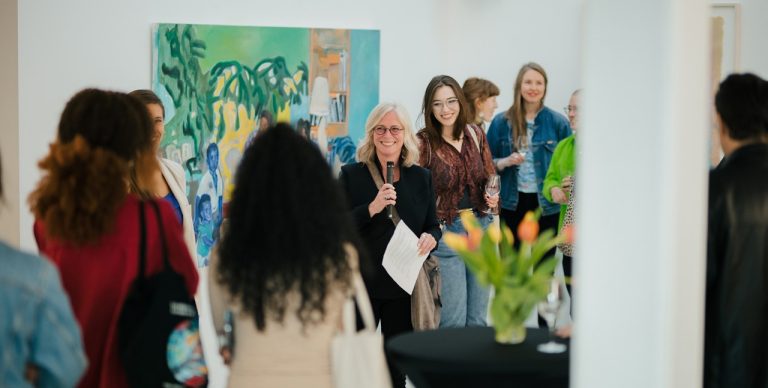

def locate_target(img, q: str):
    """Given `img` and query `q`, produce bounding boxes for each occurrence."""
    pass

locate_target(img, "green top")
[542,134,576,230]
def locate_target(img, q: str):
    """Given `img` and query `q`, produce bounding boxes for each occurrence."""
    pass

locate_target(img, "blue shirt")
[486,106,572,216]
[0,241,87,387]
[517,121,537,193]
[163,192,183,224]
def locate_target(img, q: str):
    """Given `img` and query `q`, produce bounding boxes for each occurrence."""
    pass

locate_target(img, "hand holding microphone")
[367,162,397,218]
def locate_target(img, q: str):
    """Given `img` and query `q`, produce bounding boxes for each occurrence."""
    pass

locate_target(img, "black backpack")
[118,200,208,387]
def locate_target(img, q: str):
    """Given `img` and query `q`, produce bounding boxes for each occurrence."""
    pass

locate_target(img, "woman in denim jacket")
[486,62,571,242]
[0,150,86,387]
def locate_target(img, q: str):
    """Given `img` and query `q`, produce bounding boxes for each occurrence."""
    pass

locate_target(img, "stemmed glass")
[484,174,500,215]
[515,137,528,158]
[537,278,567,353]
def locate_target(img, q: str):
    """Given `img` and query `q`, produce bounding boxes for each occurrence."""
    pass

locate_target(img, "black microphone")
[386,161,394,219]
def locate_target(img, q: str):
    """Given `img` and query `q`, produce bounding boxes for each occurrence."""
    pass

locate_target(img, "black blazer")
[340,160,441,299]
[705,143,768,388]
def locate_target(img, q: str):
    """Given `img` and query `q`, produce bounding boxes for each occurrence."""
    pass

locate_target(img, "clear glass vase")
[494,322,526,344]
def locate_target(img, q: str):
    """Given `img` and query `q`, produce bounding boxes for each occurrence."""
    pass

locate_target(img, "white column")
[0,0,19,246]
[574,1,709,387]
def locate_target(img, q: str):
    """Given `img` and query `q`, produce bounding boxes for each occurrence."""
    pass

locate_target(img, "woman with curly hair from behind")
[209,124,364,387]
[29,88,199,388]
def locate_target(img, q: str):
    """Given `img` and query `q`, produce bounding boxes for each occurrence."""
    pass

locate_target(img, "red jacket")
[35,195,199,388]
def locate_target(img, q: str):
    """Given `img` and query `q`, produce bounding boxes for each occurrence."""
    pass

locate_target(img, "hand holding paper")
[382,221,429,294]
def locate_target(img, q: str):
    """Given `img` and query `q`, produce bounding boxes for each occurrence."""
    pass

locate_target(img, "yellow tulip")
[443,232,469,252]
[459,211,478,233]
[488,225,501,244]
[502,225,514,245]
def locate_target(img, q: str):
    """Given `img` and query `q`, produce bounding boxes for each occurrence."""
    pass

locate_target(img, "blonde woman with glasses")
[339,102,441,388]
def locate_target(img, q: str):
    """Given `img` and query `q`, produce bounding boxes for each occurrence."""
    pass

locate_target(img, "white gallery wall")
[4,0,768,387]
[10,0,768,247]
[15,0,583,249]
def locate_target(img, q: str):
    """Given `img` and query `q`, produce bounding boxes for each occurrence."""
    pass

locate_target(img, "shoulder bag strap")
[341,270,377,334]
[147,200,171,270]
[136,201,149,280]
[364,161,402,226]
[466,124,481,153]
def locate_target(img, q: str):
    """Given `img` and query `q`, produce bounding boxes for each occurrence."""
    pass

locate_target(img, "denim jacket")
[0,241,86,387]
[486,106,572,216]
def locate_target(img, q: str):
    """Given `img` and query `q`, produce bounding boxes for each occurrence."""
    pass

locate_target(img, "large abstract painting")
[152,23,380,266]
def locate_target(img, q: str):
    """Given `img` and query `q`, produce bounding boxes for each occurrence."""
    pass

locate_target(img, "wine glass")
[484,174,500,215]
[515,137,528,158]
[537,278,567,353]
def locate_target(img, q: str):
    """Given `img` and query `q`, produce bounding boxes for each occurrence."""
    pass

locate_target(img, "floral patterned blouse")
[417,125,495,224]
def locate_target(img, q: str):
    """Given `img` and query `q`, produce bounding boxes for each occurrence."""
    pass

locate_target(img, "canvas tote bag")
[331,269,392,388]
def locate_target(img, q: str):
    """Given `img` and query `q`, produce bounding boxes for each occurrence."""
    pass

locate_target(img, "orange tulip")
[561,224,575,244]
[468,228,483,250]
[517,211,539,244]
[443,232,469,252]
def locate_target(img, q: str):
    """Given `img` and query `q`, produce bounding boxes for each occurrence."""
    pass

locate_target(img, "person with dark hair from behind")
[208,124,364,387]
[705,73,768,388]
[1,147,87,387]
[29,88,199,388]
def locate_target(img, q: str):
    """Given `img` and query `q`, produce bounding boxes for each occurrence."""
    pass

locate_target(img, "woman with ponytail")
[30,88,199,388]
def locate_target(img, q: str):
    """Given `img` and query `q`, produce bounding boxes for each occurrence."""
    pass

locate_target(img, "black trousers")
[370,296,412,388]
[562,253,573,318]
[500,192,560,327]
[500,192,559,251]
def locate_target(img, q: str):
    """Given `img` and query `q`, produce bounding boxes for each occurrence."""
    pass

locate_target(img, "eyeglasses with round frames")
[373,125,404,135]
[564,105,578,114]
[432,98,460,111]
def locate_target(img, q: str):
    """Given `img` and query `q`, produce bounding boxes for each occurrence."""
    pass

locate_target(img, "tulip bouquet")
[443,211,570,344]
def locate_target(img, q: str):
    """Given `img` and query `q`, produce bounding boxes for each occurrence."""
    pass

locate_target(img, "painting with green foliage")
[152,23,380,267]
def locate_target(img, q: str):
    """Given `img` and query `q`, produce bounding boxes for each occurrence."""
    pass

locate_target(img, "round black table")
[386,327,569,388]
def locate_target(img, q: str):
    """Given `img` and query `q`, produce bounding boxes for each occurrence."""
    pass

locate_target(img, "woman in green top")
[542,89,580,302]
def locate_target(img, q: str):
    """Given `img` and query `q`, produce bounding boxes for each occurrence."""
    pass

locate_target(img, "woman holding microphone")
[339,102,441,388]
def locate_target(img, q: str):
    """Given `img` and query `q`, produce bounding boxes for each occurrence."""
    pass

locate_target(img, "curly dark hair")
[216,123,360,330]
[28,88,154,244]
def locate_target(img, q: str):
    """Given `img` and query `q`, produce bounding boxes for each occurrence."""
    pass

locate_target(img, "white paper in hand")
[382,221,429,294]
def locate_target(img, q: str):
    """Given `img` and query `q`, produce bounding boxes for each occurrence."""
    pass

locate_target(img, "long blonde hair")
[506,62,548,148]
[356,102,420,167]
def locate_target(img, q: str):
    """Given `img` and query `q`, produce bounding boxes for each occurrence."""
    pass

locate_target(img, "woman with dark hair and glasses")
[209,124,365,387]
[417,75,498,328]
[340,102,441,388]
[30,88,198,388]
